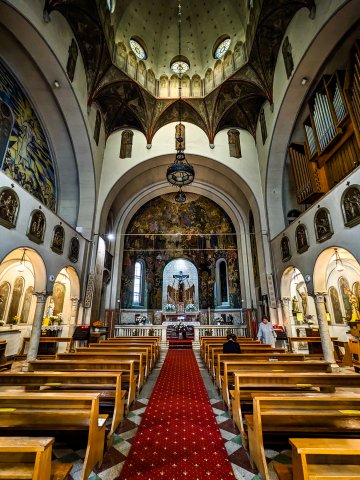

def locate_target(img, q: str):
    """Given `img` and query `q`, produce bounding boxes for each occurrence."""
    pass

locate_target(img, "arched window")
[133,260,145,306]
[216,259,229,306]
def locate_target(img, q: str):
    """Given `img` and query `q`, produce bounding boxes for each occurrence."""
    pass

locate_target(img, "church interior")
[1,0,360,478]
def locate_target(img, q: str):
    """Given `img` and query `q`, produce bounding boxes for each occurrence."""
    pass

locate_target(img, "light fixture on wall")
[166,0,194,198]
[16,249,26,272]
[334,247,344,272]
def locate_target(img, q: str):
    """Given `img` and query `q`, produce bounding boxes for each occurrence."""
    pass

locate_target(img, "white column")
[70,297,81,325]
[281,297,291,338]
[314,292,339,371]
[23,292,49,370]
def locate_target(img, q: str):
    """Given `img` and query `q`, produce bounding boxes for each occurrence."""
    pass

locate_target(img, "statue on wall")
[280,236,291,261]
[0,188,19,229]
[69,237,80,263]
[300,291,308,315]
[120,130,134,158]
[227,129,241,158]
[51,225,65,254]
[295,224,309,253]
[27,210,45,244]
[292,295,300,313]
[314,208,333,242]
[342,186,360,227]
[282,36,294,79]
[175,123,185,150]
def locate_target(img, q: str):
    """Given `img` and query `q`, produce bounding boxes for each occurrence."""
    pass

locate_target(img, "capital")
[33,291,49,303]
[314,292,328,303]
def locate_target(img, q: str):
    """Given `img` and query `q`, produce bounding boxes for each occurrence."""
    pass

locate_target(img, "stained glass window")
[130,38,147,60]
[214,37,231,59]
[170,59,190,75]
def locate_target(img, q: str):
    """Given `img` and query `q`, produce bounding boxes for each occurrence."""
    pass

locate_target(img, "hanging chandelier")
[166,1,194,198]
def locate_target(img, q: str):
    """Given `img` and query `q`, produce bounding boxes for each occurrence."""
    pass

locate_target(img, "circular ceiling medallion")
[170,55,190,75]
[130,36,148,60]
[213,35,231,59]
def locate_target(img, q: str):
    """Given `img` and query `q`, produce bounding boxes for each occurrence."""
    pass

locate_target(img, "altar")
[162,312,199,324]
[162,320,200,326]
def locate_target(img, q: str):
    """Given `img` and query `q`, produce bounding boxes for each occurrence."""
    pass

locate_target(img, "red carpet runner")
[119,350,235,479]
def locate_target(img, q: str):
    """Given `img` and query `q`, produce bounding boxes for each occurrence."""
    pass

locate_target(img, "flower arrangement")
[92,320,104,328]
[164,303,176,312]
[9,315,20,325]
[0,320,4,327]
[185,303,196,312]
[303,314,314,325]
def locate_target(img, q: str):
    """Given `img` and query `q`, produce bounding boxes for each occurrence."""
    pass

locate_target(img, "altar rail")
[113,325,248,344]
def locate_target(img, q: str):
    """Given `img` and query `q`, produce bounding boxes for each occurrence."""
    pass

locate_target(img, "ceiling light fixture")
[300,77,309,86]
[53,80,60,88]
[334,248,344,272]
[17,249,26,272]
[166,1,194,201]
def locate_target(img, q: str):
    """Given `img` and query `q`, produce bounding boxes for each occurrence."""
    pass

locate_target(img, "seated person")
[223,333,241,353]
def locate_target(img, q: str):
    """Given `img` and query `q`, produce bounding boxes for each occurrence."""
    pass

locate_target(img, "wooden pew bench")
[206,342,262,371]
[246,393,360,480]
[213,352,305,386]
[274,438,360,480]
[200,337,256,361]
[230,371,360,440]
[57,351,146,390]
[0,392,107,480]
[0,436,72,480]
[204,340,261,366]
[83,345,154,374]
[0,341,12,371]
[0,371,126,447]
[103,337,161,361]
[221,360,331,408]
[17,337,74,358]
[29,359,137,407]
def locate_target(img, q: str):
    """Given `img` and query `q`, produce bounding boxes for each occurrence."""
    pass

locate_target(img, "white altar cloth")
[162,321,200,326]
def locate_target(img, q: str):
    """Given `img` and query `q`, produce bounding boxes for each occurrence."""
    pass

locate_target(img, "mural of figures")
[315,208,333,242]
[0,61,56,210]
[121,194,240,310]
[329,286,343,324]
[354,282,360,304]
[339,277,352,321]
[0,282,10,322]
[20,286,33,323]
[342,186,360,227]
[27,210,46,244]
[120,130,134,158]
[69,237,80,263]
[0,99,14,163]
[52,282,65,316]
[0,188,19,229]
[51,225,65,254]
[295,224,309,253]
[281,236,291,261]
[7,276,24,323]
[175,123,185,150]
[227,129,241,158]
[249,211,260,287]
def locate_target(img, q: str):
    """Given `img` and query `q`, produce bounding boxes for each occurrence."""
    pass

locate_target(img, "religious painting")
[0,187,19,229]
[52,282,65,316]
[342,185,360,227]
[280,236,291,262]
[51,225,65,254]
[0,60,56,210]
[66,39,78,82]
[0,282,10,322]
[121,194,240,310]
[354,281,360,305]
[0,99,14,163]
[191,74,202,97]
[329,286,343,324]
[259,108,267,144]
[227,129,241,158]
[314,208,333,242]
[175,123,185,150]
[249,210,260,287]
[68,237,80,263]
[120,130,134,158]
[7,276,24,324]
[20,286,33,323]
[282,36,294,79]
[94,111,101,146]
[295,223,309,253]
[27,210,46,244]
[339,276,352,321]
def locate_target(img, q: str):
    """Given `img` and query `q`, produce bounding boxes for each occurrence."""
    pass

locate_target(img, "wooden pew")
[333,340,353,367]
[0,392,108,480]
[288,337,337,358]
[103,337,161,361]
[0,436,72,480]
[274,438,360,480]
[230,371,360,439]
[0,371,126,447]
[0,341,11,371]
[221,360,331,408]
[200,337,256,360]
[246,393,360,480]
[29,359,137,407]
[17,337,74,357]
[214,352,306,387]
[205,341,262,369]
[85,344,154,373]
[56,352,146,391]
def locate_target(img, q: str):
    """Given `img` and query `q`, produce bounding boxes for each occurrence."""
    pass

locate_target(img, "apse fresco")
[121,193,241,310]
[0,61,56,210]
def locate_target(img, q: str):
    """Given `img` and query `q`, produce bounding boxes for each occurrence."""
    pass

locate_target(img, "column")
[70,297,80,325]
[314,292,339,371]
[280,297,291,338]
[22,292,48,371]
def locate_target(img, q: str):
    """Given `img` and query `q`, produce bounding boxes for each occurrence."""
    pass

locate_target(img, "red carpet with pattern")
[119,350,235,479]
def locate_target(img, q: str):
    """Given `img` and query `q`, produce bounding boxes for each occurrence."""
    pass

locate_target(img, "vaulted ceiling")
[44,0,315,142]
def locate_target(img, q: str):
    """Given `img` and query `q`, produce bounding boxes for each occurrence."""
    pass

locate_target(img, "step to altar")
[168,339,193,350]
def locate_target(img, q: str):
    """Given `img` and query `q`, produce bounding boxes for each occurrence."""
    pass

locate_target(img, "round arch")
[0,247,47,292]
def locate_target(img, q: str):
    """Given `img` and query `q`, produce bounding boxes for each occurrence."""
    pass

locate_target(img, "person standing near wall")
[257,316,277,348]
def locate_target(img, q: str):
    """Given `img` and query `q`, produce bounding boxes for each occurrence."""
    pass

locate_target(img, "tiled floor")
[53,349,292,480]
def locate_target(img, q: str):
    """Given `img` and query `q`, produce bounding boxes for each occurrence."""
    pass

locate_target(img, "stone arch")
[0,247,46,293]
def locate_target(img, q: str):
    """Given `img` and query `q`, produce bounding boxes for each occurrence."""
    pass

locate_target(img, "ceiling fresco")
[44,0,316,142]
